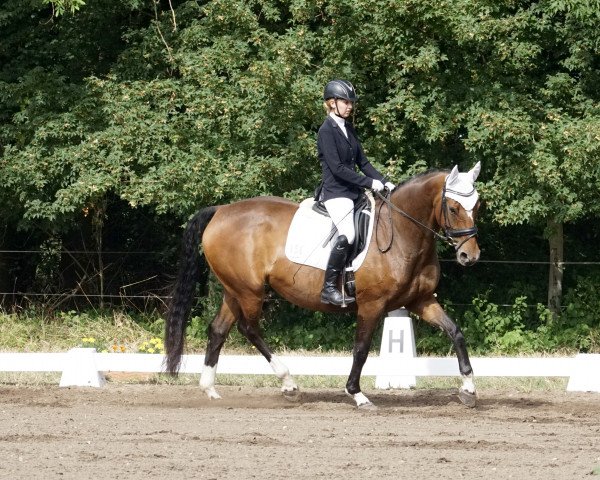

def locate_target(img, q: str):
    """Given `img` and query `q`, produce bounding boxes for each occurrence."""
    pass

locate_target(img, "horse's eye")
[449,207,458,215]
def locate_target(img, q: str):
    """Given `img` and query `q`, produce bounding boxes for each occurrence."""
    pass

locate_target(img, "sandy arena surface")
[0,383,599,479]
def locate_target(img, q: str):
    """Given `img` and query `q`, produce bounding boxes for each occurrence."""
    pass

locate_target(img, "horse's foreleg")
[451,316,476,403]
[346,310,381,409]
[200,295,239,399]
[237,300,299,399]
[410,298,477,407]
[346,348,374,408]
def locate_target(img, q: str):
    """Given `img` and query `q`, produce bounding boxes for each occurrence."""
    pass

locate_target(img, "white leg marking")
[345,388,373,408]
[460,373,477,395]
[270,355,298,393]
[199,364,221,400]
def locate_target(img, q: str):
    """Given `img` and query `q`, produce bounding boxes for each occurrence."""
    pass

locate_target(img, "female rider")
[317,79,395,306]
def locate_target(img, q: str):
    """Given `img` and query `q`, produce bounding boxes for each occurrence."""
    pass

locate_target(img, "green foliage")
[415,296,540,356]
[5,0,597,228]
[43,0,87,16]
[1,0,600,353]
[417,280,600,356]
[461,295,539,354]
[181,272,600,354]
[0,308,156,351]
[4,283,599,354]
[556,275,600,352]
[263,307,356,351]
[1,0,328,228]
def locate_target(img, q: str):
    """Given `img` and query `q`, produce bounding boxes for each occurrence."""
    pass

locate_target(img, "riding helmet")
[323,79,358,102]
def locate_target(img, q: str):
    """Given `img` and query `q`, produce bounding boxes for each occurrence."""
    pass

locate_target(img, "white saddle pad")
[284,194,375,271]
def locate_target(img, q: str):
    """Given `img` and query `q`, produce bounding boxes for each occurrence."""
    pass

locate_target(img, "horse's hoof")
[346,389,376,409]
[458,389,477,408]
[282,388,302,402]
[357,402,378,411]
[203,386,222,400]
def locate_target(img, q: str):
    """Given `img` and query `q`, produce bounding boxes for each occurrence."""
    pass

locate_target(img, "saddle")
[311,194,373,295]
[284,193,375,276]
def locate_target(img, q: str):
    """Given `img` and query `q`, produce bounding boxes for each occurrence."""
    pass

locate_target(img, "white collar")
[329,112,347,133]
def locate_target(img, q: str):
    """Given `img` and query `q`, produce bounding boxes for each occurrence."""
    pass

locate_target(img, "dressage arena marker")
[375,308,417,389]
[59,347,106,388]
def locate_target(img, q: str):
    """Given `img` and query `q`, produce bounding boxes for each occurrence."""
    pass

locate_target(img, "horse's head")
[440,162,481,266]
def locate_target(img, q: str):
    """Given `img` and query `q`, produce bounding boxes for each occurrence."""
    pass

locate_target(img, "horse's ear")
[447,165,459,185]
[469,162,481,182]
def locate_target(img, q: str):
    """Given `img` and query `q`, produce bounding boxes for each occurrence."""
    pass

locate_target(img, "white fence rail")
[1,310,598,392]
[0,350,598,392]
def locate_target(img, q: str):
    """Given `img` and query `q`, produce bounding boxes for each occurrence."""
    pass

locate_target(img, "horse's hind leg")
[200,294,240,399]
[236,295,299,399]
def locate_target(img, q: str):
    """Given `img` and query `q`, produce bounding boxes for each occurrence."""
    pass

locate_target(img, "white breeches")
[324,197,355,245]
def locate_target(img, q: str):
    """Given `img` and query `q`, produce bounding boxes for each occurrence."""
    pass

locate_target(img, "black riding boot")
[320,235,355,306]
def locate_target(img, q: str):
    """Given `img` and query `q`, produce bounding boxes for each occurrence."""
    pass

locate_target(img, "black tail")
[165,206,218,375]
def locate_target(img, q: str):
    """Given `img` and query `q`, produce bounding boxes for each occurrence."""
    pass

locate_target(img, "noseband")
[375,182,478,252]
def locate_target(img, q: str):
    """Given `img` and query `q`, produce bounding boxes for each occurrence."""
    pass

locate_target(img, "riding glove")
[371,179,384,192]
[385,182,396,191]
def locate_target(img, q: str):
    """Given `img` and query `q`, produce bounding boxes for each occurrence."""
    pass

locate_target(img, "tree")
[457,1,600,314]
[327,0,600,314]
[1,0,599,315]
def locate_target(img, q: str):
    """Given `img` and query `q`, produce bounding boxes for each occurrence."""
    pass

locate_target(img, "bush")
[3,273,599,355]
[416,279,600,356]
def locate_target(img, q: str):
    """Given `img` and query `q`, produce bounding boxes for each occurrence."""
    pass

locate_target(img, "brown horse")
[165,163,482,408]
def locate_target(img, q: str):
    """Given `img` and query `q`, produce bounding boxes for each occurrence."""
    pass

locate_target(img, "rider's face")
[332,98,354,118]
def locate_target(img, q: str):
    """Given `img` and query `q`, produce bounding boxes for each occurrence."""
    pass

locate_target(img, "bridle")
[441,182,479,249]
[374,180,478,253]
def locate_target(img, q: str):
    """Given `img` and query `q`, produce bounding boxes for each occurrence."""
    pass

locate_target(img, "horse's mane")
[394,168,447,191]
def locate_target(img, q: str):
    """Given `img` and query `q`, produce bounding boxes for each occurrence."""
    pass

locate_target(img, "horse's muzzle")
[456,242,480,266]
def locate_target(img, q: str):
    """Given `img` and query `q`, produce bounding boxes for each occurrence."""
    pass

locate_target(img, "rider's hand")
[371,179,384,192]
[385,181,396,191]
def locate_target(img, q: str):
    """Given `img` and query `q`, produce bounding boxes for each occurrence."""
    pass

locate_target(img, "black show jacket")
[317,115,386,202]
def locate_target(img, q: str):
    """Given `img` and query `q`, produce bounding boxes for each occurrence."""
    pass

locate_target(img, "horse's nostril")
[458,251,475,266]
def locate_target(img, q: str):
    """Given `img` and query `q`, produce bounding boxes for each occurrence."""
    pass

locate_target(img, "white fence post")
[566,354,600,393]
[59,348,106,387]
[375,308,417,389]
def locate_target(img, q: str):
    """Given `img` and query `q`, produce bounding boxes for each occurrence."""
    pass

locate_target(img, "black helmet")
[323,79,358,102]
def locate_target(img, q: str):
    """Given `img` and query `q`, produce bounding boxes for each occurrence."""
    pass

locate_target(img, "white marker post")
[375,308,417,389]
[566,354,600,392]
[59,348,106,387]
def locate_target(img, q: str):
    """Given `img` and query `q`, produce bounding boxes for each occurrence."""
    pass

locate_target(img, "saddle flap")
[285,193,375,272]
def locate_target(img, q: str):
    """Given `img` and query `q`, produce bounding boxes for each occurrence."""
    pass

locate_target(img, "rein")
[374,183,478,252]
